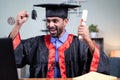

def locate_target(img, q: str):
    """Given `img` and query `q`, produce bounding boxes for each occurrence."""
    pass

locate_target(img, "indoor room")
[0,0,120,80]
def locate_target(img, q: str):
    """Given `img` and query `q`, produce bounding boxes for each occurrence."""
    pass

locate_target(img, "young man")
[9,3,109,78]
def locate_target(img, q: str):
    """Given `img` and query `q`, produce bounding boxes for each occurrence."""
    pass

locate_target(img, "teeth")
[50,29,54,31]
[50,29,56,31]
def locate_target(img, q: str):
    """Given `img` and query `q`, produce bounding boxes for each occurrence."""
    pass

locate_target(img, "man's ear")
[64,18,69,26]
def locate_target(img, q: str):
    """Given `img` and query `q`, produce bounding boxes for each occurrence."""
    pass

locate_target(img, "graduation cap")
[31,3,80,20]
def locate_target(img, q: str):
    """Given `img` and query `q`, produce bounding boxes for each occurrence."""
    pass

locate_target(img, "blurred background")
[0,0,120,55]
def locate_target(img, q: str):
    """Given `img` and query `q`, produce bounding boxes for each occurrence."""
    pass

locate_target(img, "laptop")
[0,38,18,80]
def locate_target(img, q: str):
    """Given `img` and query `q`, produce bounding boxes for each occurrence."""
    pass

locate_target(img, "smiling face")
[46,17,68,38]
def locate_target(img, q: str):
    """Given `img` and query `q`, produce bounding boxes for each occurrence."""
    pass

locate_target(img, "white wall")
[0,0,120,55]
[82,0,120,55]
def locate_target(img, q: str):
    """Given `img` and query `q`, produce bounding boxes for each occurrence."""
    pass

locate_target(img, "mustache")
[48,26,57,30]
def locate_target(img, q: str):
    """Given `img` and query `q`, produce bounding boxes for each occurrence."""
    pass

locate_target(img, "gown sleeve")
[12,32,21,49]
[12,33,39,68]
[83,41,110,75]
[76,36,109,75]
[90,44,110,74]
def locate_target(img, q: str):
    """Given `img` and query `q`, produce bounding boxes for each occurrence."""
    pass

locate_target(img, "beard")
[47,26,63,38]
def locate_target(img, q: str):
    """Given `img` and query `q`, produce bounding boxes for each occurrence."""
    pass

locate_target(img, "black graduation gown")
[14,34,109,78]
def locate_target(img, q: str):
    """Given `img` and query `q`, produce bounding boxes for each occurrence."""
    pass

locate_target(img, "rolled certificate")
[79,9,88,39]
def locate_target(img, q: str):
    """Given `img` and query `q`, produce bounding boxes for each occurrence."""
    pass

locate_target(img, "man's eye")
[53,19,58,23]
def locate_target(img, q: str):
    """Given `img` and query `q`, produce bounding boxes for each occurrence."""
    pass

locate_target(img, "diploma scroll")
[78,9,88,39]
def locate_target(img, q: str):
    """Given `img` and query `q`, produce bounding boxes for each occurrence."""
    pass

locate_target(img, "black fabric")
[64,36,92,77]
[46,7,68,19]
[15,36,49,78]
[34,3,80,8]
[0,38,18,80]
[33,3,80,19]
[97,50,110,75]
[14,35,109,78]
[31,9,37,20]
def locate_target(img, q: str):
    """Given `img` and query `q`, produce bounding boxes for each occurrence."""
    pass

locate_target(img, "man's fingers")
[20,12,29,19]
[16,11,29,24]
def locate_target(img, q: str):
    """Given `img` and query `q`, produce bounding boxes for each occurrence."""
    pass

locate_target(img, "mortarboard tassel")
[31,7,37,20]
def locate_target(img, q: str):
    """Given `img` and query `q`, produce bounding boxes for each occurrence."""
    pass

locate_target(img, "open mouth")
[49,27,57,34]
[50,29,57,34]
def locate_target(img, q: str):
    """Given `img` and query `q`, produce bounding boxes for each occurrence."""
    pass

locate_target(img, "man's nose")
[48,21,54,27]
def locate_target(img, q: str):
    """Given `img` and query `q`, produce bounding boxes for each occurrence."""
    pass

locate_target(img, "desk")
[19,78,72,80]
[19,78,120,80]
